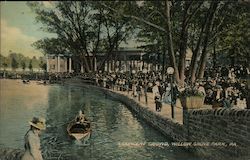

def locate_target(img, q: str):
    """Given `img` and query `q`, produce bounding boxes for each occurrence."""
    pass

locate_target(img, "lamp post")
[167,67,175,119]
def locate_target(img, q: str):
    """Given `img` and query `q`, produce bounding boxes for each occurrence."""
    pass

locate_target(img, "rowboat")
[22,80,30,84]
[67,120,91,141]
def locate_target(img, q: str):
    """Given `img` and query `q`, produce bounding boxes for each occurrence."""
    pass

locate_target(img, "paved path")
[111,88,184,124]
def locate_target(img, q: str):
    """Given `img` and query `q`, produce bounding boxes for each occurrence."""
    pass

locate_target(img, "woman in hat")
[162,83,172,104]
[22,117,46,160]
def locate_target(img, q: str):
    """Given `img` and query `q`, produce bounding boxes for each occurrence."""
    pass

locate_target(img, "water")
[0,79,200,160]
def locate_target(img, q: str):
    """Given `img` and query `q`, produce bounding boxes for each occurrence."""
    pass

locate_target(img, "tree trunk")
[213,40,216,68]
[81,55,90,73]
[189,30,203,84]
[197,2,219,79]
[88,56,93,72]
[189,3,212,84]
[165,0,180,84]
[162,45,166,76]
[178,27,188,83]
[178,1,192,84]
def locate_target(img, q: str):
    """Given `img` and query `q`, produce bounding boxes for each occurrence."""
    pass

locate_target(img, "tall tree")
[197,1,219,79]
[29,60,33,72]
[11,57,18,71]
[21,61,26,71]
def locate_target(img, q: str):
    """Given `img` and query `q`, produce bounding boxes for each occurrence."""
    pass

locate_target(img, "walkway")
[109,87,184,124]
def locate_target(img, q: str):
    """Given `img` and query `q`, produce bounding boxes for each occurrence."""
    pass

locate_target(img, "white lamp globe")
[167,67,174,75]
[142,68,147,74]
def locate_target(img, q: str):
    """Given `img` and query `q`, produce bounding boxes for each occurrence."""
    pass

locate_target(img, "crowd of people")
[79,65,249,110]
[1,65,248,110]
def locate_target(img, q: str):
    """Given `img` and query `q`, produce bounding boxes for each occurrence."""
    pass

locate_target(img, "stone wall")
[104,88,186,141]
[183,108,250,158]
[98,85,250,159]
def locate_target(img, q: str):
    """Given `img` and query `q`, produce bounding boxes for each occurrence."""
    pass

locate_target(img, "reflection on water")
[0,79,199,160]
[0,79,48,148]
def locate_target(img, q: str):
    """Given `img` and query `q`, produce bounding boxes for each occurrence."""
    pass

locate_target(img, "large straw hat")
[29,117,46,130]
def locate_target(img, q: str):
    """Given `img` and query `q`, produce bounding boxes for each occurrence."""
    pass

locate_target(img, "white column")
[46,55,50,72]
[69,57,72,73]
[64,57,67,72]
[104,62,107,72]
[94,57,97,71]
[135,60,138,71]
[81,64,84,73]
[57,56,60,72]
[140,61,143,71]
[124,55,127,72]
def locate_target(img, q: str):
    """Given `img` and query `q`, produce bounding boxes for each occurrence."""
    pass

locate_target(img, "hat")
[215,85,222,90]
[29,117,46,130]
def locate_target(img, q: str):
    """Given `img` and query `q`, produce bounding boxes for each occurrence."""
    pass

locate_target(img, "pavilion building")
[46,48,147,73]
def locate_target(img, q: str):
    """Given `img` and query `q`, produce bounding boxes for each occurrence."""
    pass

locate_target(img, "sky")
[0,1,55,58]
[0,1,141,58]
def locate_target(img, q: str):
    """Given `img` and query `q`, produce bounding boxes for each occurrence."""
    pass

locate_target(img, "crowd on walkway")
[1,65,248,109]
[79,65,249,110]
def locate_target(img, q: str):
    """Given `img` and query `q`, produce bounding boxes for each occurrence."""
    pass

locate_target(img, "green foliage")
[0,53,45,70]
[215,2,250,59]
[32,38,69,56]
[28,1,136,71]
[28,60,33,71]
[179,87,205,98]
[27,1,249,75]
[21,61,26,71]
[0,54,9,69]
[39,60,46,71]
[11,57,18,71]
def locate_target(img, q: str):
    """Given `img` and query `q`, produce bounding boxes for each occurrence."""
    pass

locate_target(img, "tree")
[29,60,33,72]
[32,38,69,56]
[101,1,249,85]
[21,61,26,71]
[28,1,107,72]
[29,1,249,83]
[214,2,250,67]
[11,57,18,71]
[0,54,8,71]
[94,1,135,71]
[29,1,135,72]
[3,62,8,71]
[28,2,93,72]
[39,60,46,72]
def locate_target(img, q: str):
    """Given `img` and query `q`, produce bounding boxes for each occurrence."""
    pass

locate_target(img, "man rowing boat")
[75,110,88,124]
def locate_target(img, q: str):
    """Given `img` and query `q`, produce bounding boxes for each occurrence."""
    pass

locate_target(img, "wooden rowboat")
[67,120,91,141]
[22,80,30,84]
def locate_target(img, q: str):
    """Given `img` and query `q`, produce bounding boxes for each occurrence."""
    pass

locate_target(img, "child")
[155,94,162,112]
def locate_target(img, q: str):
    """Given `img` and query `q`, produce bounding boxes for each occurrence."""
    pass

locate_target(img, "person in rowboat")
[22,117,46,160]
[75,110,87,124]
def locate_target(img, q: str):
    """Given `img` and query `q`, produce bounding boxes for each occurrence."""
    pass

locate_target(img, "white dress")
[152,85,160,98]
[22,130,43,160]
[162,87,172,104]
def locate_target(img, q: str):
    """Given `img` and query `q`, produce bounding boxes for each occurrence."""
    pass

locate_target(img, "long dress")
[22,130,43,160]
[162,87,172,104]
[152,85,160,98]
